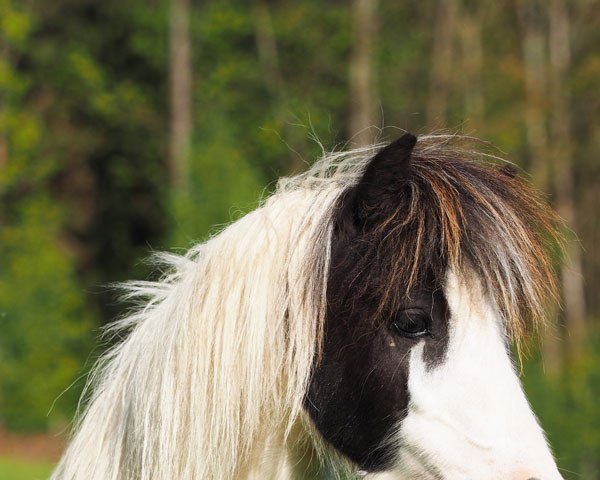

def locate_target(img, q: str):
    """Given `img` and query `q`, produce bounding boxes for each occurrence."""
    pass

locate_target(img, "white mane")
[51,144,382,480]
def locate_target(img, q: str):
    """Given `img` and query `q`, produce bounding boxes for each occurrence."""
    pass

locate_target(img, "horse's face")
[305,135,562,479]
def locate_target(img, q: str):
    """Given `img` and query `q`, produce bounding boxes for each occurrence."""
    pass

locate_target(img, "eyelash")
[391,308,431,338]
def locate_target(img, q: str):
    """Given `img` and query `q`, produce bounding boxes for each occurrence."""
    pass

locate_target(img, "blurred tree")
[516,0,550,189]
[548,0,587,363]
[349,0,379,146]
[25,0,170,315]
[458,2,484,127]
[516,0,588,376]
[427,0,459,127]
[0,0,92,430]
[169,0,192,190]
[516,0,564,377]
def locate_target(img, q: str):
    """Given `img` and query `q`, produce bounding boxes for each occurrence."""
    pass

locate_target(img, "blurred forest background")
[0,0,599,478]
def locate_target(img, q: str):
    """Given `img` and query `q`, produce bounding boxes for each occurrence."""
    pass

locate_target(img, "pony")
[51,133,565,479]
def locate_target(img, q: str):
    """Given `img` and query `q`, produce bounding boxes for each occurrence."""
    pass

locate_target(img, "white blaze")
[377,270,563,480]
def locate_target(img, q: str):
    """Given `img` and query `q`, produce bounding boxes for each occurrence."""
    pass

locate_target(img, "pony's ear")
[355,133,417,202]
[337,133,417,235]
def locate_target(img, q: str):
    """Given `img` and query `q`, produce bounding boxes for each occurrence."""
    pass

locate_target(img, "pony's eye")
[392,308,431,338]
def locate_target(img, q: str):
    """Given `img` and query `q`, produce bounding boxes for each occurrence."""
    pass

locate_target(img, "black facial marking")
[305,135,451,472]
[306,240,450,471]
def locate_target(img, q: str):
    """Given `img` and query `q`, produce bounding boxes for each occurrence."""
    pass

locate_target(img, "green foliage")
[524,329,600,479]
[0,457,54,480]
[0,196,93,431]
[0,1,93,430]
[170,120,264,246]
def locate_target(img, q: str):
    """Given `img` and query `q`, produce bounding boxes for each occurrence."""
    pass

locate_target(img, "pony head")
[52,134,563,480]
[306,134,562,479]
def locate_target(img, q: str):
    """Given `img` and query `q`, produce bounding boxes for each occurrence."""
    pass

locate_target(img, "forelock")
[320,136,562,345]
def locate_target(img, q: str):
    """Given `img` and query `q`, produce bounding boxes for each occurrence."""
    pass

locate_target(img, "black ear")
[337,133,417,235]
[355,133,417,202]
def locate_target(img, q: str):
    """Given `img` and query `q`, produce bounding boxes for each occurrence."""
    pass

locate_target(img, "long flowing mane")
[52,136,560,480]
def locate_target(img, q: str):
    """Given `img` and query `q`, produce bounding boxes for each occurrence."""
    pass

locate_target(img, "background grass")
[0,458,54,480]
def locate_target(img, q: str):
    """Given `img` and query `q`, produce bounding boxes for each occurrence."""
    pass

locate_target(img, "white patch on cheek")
[384,270,563,480]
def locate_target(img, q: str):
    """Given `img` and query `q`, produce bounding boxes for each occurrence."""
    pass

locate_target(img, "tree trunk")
[169,0,192,190]
[516,0,561,373]
[427,0,459,127]
[254,0,286,113]
[548,0,587,362]
[516,0,550,191]
[348,0,379,147]
[459,6,484,128]
[253,0,306,172]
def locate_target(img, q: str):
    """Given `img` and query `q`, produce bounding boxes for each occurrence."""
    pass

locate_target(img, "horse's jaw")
[370,271,563,480]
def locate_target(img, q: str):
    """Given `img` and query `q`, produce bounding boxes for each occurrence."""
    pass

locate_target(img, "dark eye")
[392,308,431,338]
